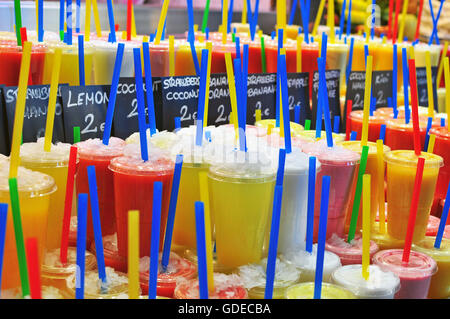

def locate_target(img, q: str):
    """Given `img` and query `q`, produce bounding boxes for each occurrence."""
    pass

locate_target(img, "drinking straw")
[242,44,249,126]
[350,131,357,141]
[9,41,31,179]
[346,37,354,85]
[333,116,340,134]
[133,48,149,161]
[392,0,400,44]
[370,0,376,40]
[103,43,124,146]
[304,119,311,131]
[20,28,27,44]
[364,45,369,67]
[106,0,116,43]
[400,47,410,121]
[73,127,81,143]
[66,0,72,45]
[142,42,157,136]
[314,175,330,299]
[196,49,209,147]
[131,3,137,38]
[296,35,302,73]
[318,57,333,147]
[87,166,107,287]
[222,0,228,44]
[327,0,335,43]
[188,35,201,77]
[414,0,424,41]
[437,42,449,90]
[127,210,139,299]
[295,105,301,124]
[234,59,246,150]
[59,0,64,41]
[85,0,91,42]
[75,0,80,33]
[360,55,373,147]
[441,118,446,127]
[256,109,262,123]
[312,0,326,37]
[75,193,88,299]
[0,203,7,296]
[428,0,445,45]
[427,133,435,153]
[59,146,78,265]
[260,36,266,73]
[345,100,352,140]
[205,27,210,40]
[402,157,425,263]
[338,0,347,40]
[280,54,292,153]
[424,117,433,151]
[435,182,450,249]
[203,42,213,128]
[376,139,386,234]
[361,174,371,280]
[77,35,85,86]
[37,0,43,42]
[227,0,234,33]
[154,0,170,44]
[346,0,352,38]
[392,44,398,118]
[195,201,208,299]
[169,36,175,76]
[201,0,211,32]
[14,0,22,46]
[305,156,317,253]
[148,181,162,299]
[92,0,102,37]
[347,145,369,243]
[225,52,239,137]
[378,124,386,143]
[408,59,422,156]
[288,0,298,25]
[126,0,132,41]
[445,57,450,132]
[174,117,181,132]
[425,51,435,118]
[275,148,287,187]
[25,238,41,299]
[397,0,409,43]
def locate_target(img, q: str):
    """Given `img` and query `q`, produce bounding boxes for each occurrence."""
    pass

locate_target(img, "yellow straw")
[258,30,263,38]
[312,0,326,37]
[44,48,62,153]
[361,55,373,147]
[296,35,302,73]
[255,109,261,123]
[225,52,239,135]
[427,133,436,153]
[155,0,171,45]
[437,41,449,90]
[398,0,409,43]
[277,0,286,33]
[199,172,214,293]
[169,35,175,76]
[122,31,127,40]
[328,0,335,43]
[445,57,450,132]
[85,0,92,42]
[128,210,140,299]
[425,51,434,118]
[9,42,32,179]
[194,24,198,32]
[376,139,386,234]
[131,3,137,38]
[222,0,228,44]
[362,174,371,281]
[204,41,212,127]
[242,0,247,24]
[267,123,273,136]
[143,35,149,43]
[409,46,415,60]
[92,0,102,37]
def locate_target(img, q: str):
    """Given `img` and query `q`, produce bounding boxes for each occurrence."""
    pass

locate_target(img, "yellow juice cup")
[413,43,442,68]
[174,41,205,76]
[286,282,356,299]
[374,42,405,92]
[327,42,349,87]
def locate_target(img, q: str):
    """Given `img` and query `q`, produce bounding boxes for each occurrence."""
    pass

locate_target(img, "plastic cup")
[208,150,276,268]
[174,41,205,76]
[412,237,450,299]
[210,42,237,75]
[384,118,428,151]
[301,42,319,96]
[437,88,446,113]
[301,140,360,241]
[19,138,71,250]
[325,233,379,265]
[0,166,56,291]
[281,244,342,283]
[0,154,9,169]
[373,43,404,91]
[173,273,248,299]
[109,145,175,258]
[294,130,345,143]
[326,42,349,87]
[413,43,441,68]
[147,41,171,77]
[239,37,263,74]
[286,282,356,299]
[331,264,401,299]
[75,137,126,241]
[429,126,450,210]
[373,249,437,299]
[349,110,387,143]
[385,150,443,242]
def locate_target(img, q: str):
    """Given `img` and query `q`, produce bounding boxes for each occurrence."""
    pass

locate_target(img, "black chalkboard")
[3,85,66,146]
[416,66,438,111]
[204,73,232,126]
[286,72,311,122]
[0,85,9,155]
[311,69,341,131]
[246,73,277,124]
[345,71,365,111]
[60,85,110,144]
[372,71,393,108]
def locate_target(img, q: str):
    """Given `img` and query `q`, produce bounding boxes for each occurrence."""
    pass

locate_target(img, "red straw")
[392,0,401,44]
[402,157,425,264]
[20,27,27,43]
[345,100,352,141]
[127,0,132,41]
[388,0,394,39]
[408,58,422,156]
[415,0,425,41]
[25,238,42,299]
[59,146,78,265]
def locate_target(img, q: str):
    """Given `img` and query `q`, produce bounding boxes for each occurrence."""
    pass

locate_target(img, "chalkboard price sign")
[345,71,365,111]
[246,73,277,124]
[416,66,438,111]
[204,73,231,126]
[312,69,341,130]
[372,71,393,108]
[286,72,310,122]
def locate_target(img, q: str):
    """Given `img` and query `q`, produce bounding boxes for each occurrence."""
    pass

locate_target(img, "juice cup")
[0,166,56,291]
[237,257,301,299]
[301,42,319,97]
[348,110,387,143]
[429,126,450,210]
[371,225,406,251]
[325,233,379,265]
[385,150,443,242]
[286,282,356,299]
[75,137,126,241]
[109,145,174,258]
[373,42,404,92]
[173,273,248,299]
[240,37,263,74]
[19,138,71,250]
[373,249,437,299]
[281,244,342,283]
[326,42,349,86]
[331,264,401,299]
[147,41,171,77]
[125,130,179,152]
[174,41,205,76]
[412,237,450,299]
[264,39,279,74]
[413,43,442,67]
[208,150,276,268]
[301,140,360,241]
[385,118,427,151]
[210,42,236,74]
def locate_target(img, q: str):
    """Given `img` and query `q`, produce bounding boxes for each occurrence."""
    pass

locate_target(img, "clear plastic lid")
[126,130,179,152]
[170,133,216,164]
[301,139,361,166]
[267,146,320,175]
[76,137,126,161]
[282,244,341,272]
[296,130,345,143]
[66,267,129,296]
[430,126,450,140]
[384,150,444,168]
[0,165,56,197]
[385,117,427,131]
[89,39,140,52]
[339,140,391,155]
[331,264,401,298]
[372,249,438,279]
[42,247,97,275]
[20,138,71,166]
[412,237,450,262]
[325,234,379,261]
[286,282,356,299]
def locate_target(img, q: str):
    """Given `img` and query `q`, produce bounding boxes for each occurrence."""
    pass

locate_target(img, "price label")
[416,66,438,110]
[246,73,277,124]
[312,69,341,130]
[287,72,310,121]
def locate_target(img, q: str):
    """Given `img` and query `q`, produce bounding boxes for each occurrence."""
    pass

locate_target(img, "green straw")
[232,33,235,42]
[59,30,64,42]
[8,178,30,298]
[347,145,369,243]
[260,36,266,73]
[73,126,81,144]
[304,119,311,131]
[201,0,211,32]
[14,0,23,46]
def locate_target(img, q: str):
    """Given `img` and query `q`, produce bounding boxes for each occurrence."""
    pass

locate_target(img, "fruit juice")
[0,166,56,291]
[373,249,437,299]
[339,141,391,233]
[385,150,443,242]
[263,39,278,74]
[286,282,356,299]
[294,130,345,143]
[437,88,446,113]
[351,40,370,72]
[148,41,171,77]
[325,233,379,265]
[237,257,301,299]
[374,43,404,91]
[413,43,441,67]
[239,37,263,74]
[331,264,401,299]
[210,42,236,74]
[385,118,427,151]
[109,146,174,257]
[413,237,450,299]
[429,126,450,208]
[229,22,253,34]
[208,150,276,268]
[42,41,94,86]
[174,273,248,299]
[0,42,47,86]
[302,42,319,96]
[326,42,349,86]
[19,138,71,250]
[284,40,299,73]
[174,41,205,76]
[75,138,126,241]
[349,110,387,142]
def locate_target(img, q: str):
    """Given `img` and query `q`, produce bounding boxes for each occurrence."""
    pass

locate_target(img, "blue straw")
[315,86,323,139]
[187,0,195,38]
[75,193,88,300]
[305,156,316,253]
[59,0,65,38]
[276,148,287,187]
[314,175,330,299]
[87,166,107,288]
[318,57,333,147]
[264,184,283,299]
[428,0,445,45]
[142,42,157,136]
[106,0,116,43]
[205,27,209,40]
[402,47,410,124]
[78,35,85,86]
[271,31,276,40]
[174,117,181,132]
[227,0,234,33]
[235,37,241,63]
[196,49,209,147]
[424,117,433,152]
[195,201,208,299]
[188,34,201,76]
[320,32,328,64]
[346,0,353,38]
[0,203,8,296]
[66,0,72,45]
[103,43,124,146]
[251,0,261,41]
[441,118,446,127]
[295,105,301,124]
[280,54,292,154]
[148,181,163,299]
[205,131,212,142]
[333,115,340,133]
[242,44,249,128]
[76,0,80,33]
[38,0,43,42]
[370,0,375,40]
[150,33,155,42]
[364,44,369,67]
[435,182,450,249]
[133,48,149,162]
[339,0,347,40]
[370,96,375,116]
[288,0,298,25]
[161,154,184,272]
[350,131,357,141]
[346,37,354,86]
[379,124,386,143]
[392,44,398,118]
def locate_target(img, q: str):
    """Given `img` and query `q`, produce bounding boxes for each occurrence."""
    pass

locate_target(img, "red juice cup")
[372,249,438,299]
[109,146,174,258]
[210,42,236,74]
[301,42,319,97]
[429,126,450,209]
[89,233,127,273]
[301,140,360,241]
[384,118,427,151]
[264,39,278,74]
[76,137,126,241]
[148,41,171,77]
[349,110,387,143]
[325,234,379,265]
[239,38,262,74]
